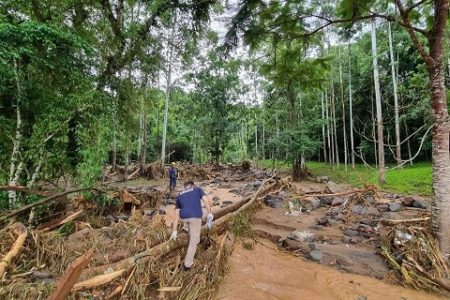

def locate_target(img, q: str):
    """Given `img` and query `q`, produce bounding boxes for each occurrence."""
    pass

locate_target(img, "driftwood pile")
[0,166,287,299]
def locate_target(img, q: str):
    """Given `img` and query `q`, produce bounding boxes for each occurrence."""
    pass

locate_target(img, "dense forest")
[1,0,450,283]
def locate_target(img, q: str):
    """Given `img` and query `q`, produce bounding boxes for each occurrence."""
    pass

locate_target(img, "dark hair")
[184,180,194,187]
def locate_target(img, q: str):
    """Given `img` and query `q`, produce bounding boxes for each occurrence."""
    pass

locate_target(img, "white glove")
[170,230,177,241]
[206,213,214,229]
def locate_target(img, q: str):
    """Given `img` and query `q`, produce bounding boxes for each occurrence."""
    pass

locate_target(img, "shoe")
[181,264,192,271]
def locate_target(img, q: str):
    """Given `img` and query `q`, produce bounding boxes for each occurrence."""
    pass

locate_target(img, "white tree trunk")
[348,43,355,168]
[161,11,177,167]
[388,22,402,166]
[321,93,328,163]
[262,117,265,160]
[371,20,385,183]
[339,48,348,173]
[9,60,23,209]
[325,89,333,163]
[331,81,339,166]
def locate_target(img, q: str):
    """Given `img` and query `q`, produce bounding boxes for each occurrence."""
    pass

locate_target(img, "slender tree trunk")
[161,11,177,168]
[331,81,339,166]
[388,22,402,166]
[9,60,24,209]
[254,113,258,159]
[371,92,378,167]
[325,90,332,163]
[339,48,348,173]
[348,43,355,168]
[262,117,265,160]
[321,93,328,163]
[371,20,385,183]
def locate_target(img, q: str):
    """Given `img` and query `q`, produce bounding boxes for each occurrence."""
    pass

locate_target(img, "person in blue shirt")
[170,180,214,270]
[168,162,178,191]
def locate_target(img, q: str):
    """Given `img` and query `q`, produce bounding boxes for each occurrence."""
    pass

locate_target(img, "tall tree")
[388,21,402,166]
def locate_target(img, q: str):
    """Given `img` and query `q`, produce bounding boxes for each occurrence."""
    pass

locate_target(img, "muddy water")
[217,242,446,300]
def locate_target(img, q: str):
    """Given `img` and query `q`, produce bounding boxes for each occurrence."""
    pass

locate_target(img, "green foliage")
[58,221,76,236]
[228,211,254,238]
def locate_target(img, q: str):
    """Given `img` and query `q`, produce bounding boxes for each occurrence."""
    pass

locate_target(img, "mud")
[217,241,446,300]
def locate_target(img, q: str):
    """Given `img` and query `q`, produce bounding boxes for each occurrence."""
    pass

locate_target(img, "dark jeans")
[169,178,177,191]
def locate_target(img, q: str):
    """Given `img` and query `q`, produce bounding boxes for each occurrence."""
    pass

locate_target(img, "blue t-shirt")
[175,186,205,219]
[169,167,177,179]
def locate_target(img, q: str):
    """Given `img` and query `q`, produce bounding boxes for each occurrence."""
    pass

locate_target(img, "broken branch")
[0,223,28,278]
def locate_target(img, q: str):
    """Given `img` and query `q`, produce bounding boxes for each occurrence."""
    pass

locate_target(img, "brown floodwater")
[216,241,447,300]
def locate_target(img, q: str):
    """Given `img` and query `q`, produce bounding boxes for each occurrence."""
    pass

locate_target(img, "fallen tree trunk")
[380,217,431,226]
[77,175,287,284]
[0,185,49,197]
[40,210,84,232]
[0,223,27,278]
[73,269,128,291]
[48,250,93,300]
[0,187,101,223]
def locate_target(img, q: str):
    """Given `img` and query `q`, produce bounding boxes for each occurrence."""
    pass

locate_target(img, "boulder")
[326,181,343,193]
[413,199,429,209]
[288,230,315,242]
[317,217,330,226]
[331,197,345,206]
[282,239,310,254]
[319,196,334,206]
[343,229,360,237]
[376,204,389,212]
[310,198,321,209]
[389,202,402,212]
[263,195,284,208]
[310,250,323,261]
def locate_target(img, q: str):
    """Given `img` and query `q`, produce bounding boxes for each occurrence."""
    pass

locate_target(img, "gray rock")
[263,195,283,208]
[376,204,389,212]
[311,198,321,209]
[309,224,324,230]
[360,219,377,226]
[355,296,367,300]
[319,196,334,206]
[326,181,341,193]
[331,197,345,206]
[344,229,360,237]
[317,217,330,226]
[351,205,367,215]
[389,202,402,212]
[310,250,323,261]
[229,189,240,194]
[288,230,315,242]
[413,199,429,209]
[252,180,262,189]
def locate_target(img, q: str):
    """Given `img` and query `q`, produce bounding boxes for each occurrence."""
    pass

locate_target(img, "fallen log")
[40,210,84,232]
[73,269,128,291]
[0,223,28,278]
[0,185,49,197]
[77,175,285,283]
[298,187,376,199]
[380,217,431,226]
[48,250,93,300]
[0,187,101,223]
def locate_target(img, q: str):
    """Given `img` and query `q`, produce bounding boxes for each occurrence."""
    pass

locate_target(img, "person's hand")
[170,230,177,241]
[206,213,214,229]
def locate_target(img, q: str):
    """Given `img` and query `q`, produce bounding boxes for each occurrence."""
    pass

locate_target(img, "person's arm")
[172,208,180,232]
[202,195,212,214]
